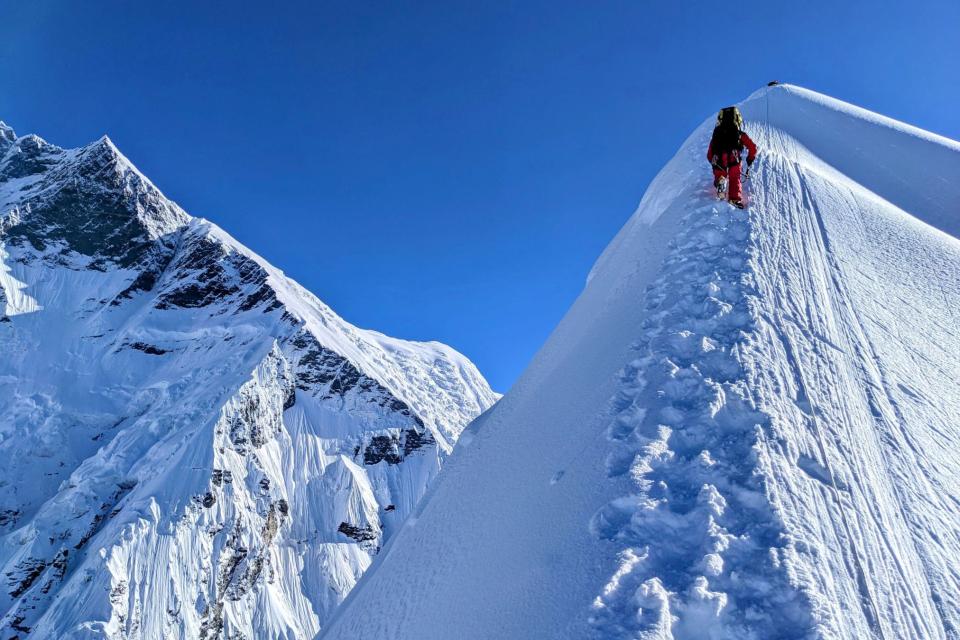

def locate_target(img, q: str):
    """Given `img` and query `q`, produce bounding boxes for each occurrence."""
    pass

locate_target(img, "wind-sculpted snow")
[320,84,960,640]
[0,122,497,639]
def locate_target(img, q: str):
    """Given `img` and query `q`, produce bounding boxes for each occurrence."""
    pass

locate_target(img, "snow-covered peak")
[167,214,496,449]
[0,124,190,268]
[77,133,148,184]
[320,85,960,640]
[0,120,497,638]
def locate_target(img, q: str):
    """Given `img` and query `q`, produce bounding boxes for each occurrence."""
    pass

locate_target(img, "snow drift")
[0,122,497,638]
[320,84,960,640]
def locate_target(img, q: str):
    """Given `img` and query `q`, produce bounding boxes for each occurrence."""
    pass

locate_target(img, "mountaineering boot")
[730,198,745,209]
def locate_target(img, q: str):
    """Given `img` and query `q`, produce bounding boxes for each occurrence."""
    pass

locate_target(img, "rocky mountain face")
[0,121,498,639]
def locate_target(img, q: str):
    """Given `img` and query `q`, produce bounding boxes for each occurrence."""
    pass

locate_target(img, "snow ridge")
[586,85,960,639]
[589,197,812,639]
[318,84,960,640]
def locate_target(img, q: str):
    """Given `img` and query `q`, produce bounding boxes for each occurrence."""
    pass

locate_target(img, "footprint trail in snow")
[590,196,812,639]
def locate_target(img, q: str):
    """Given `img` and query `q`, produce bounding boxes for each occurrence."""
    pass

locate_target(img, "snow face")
[0,124,497,639]
[319,84,960,640]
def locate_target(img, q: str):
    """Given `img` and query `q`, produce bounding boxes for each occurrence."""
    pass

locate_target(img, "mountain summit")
[320,84,960,640]
[0,123,498,638]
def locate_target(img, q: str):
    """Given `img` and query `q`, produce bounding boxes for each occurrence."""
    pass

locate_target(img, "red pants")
[713,163,742,201]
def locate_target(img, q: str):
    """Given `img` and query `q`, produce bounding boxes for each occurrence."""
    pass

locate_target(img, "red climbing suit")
[707,131,757,202]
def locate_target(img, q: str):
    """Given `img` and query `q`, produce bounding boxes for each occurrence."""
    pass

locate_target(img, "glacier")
[0,121,498,638]
[319,84,960,639]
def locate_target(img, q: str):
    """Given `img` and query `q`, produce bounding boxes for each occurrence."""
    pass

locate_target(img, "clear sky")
[1,1,956,392]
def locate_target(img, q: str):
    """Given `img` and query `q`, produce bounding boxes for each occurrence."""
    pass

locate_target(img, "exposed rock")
[363,427,435,465]
[7,557,47,599]
[128,341,169,355]
[211,469,233,487]
[1,134,188,268]
[337,522,379,547]
[0,508,20,530]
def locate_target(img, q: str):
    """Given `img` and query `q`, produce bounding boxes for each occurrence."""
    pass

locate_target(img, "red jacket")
[707,131,757,168]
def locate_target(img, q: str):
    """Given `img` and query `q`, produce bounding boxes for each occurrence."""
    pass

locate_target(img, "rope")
[766,87,771,127]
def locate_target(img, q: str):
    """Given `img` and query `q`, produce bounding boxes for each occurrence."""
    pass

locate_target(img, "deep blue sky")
[1,1,957,391]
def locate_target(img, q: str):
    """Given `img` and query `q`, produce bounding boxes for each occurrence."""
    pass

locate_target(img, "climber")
[707,106,757,208]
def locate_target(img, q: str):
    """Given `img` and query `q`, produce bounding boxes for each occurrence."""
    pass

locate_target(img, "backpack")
[710,106,744,157]
[716,106,744,130]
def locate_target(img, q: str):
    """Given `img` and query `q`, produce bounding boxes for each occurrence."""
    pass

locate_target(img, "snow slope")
[320,84,960,639]
[0,122,497,639]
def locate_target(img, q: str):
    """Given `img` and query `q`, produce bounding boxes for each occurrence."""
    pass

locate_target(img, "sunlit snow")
[321,84,960,640]
[0,121,497,639]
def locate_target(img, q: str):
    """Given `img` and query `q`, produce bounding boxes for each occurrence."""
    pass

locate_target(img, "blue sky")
[1,1,956,391]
